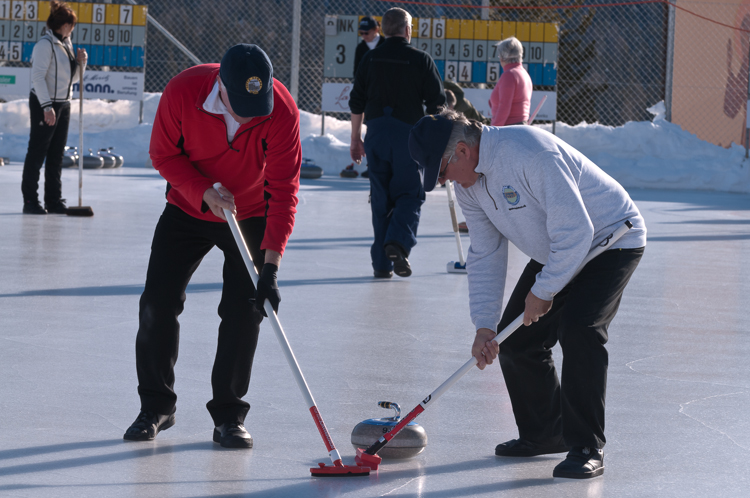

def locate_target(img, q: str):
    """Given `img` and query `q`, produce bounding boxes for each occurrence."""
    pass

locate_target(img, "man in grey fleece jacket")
[408,109,646,479]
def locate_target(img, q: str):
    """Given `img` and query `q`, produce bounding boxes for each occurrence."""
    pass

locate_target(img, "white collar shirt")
[203,81,241,141]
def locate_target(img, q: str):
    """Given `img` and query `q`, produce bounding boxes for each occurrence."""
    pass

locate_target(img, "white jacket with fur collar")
[30,32,85,109]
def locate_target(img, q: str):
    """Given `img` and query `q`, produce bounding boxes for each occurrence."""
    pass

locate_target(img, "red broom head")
[310,462,370,477]
[354,448,382,470]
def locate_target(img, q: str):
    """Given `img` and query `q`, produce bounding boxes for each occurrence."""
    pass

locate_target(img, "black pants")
[21,92,71,205]
[497,247,644,449]
[136,203,266,426]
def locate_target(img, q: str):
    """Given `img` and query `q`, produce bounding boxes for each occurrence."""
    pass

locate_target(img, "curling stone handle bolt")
[378,401,401,420]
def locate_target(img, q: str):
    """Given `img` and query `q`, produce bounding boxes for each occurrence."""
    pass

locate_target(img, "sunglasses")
[437,150,455,186]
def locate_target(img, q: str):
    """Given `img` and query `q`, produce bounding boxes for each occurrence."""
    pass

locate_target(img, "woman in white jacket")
[21,0,87,215]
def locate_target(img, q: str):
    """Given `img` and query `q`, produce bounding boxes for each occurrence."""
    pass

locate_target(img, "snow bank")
[0,93,160,167]
[542,103,750,194]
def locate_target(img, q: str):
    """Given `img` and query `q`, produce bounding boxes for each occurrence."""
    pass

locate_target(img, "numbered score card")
[0,1,146,100]
[323,15,557,120]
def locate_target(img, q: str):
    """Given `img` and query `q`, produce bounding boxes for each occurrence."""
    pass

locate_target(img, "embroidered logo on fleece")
[502,185,520,206]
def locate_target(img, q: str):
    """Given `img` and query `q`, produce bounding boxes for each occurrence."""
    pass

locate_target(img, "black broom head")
[66,206,94,217]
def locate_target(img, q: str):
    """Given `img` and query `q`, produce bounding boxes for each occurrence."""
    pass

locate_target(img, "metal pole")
[481,0,490,21]
[321,112,325,136]
[140,7,149,124]
[746,35,750,159]
[553,82,558,135]
[124,0,202,66]
[290,0,301,101]
[664,1,676,122]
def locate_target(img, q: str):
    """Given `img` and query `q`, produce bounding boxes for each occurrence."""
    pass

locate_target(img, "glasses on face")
[359,30,370,36]
[437,150,455,186]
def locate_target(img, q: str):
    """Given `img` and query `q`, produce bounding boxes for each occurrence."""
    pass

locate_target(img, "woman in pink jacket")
[489,37,532,126]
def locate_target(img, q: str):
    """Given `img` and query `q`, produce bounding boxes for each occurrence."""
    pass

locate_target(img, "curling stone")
[300,157,323,179]
[62,146,78,168]
[95,148,117,168]
[340,163,358,178]
[105,147,124,168]
[351,401,427,459]
[82,149,104,169]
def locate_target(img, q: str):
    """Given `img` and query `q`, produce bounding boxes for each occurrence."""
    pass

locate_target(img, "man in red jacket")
[123,44,301,449]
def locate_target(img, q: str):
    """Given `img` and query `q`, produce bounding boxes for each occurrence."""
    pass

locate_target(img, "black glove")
[254,263,280,315]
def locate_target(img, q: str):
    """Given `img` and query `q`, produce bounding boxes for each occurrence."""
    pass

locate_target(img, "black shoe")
[384,244,411,277]
[123,411,175,441]
[23,201,46,215]
[45,199,68,214]
[495,437,570,457]
[213,422,253,448]
[553,447,604,479]
[374,269,393,278]
[361,168,369,178]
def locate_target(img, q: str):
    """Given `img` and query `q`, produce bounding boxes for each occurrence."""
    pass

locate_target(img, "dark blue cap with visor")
[219,44,274,118]
[359,16,377,32]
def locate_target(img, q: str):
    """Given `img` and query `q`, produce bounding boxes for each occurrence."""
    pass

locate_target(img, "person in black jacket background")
[353,16,385,80]
[349,7,445,279]
[341,16,386,179]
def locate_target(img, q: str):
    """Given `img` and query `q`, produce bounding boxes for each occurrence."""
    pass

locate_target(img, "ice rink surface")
[0,163,748,497]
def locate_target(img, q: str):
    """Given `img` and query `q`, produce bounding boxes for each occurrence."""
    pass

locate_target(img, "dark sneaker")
[374,269,393,278]
[384,244,411,277]
[213,422,253,448]
[340,164,358,178]
[553,447,604,479]
[361,168,369,178]
[23,201,46,215]
[495,437,570,457]
[45,199,68,214]
[123,411,175,441]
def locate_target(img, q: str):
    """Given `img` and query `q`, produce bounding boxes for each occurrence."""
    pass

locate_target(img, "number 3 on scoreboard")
[335,44,345,64]
[445,61,457,82]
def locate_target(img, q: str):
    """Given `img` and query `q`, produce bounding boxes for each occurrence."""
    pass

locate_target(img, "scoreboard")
[324,15,558,87]
[0,1,147,68]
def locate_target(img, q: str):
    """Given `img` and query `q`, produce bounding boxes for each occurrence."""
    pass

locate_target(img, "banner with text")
[72,71,144,101]
[322,83,556,121]
[0,68,143,101]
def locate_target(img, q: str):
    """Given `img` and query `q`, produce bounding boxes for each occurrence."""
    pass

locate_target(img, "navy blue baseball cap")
[359,16,377,32]
[409,114,454,192]
[219,44,274,118]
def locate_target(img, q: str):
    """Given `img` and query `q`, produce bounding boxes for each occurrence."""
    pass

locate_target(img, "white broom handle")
[446,180,466,266]
[78,64,84,207]
[529,95,547,125]
[213,183,317,410]
[415,220,633,409]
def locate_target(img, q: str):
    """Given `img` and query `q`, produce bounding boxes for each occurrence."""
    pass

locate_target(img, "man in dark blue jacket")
[349,7,445,278]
